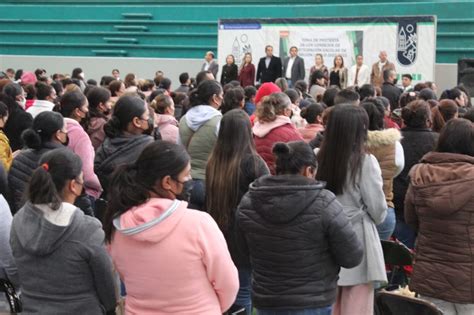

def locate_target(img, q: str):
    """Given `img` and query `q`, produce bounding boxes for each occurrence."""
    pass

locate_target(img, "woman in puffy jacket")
[253,92,303,174]
[236,140,363,315]
[405,118,474,314]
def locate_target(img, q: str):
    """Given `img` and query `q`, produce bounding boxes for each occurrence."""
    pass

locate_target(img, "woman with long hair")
[1,84,33,151]
[361,99,404,241]
[328,55,347,89]
[179,80,223,210]
[253,92,303,174]
[236,141,363,315]
[221,54,238,85]
[105,141,239,314]
[316,105,387,315]
[95,95,154,197]
[86,86,112,150]
[309,53,329,84]
[206,109,269,314]
[10,148,116,314]
[239,53,256,87]
[393,100,438,249]
[59,90,102,202]
[405,119,474,314]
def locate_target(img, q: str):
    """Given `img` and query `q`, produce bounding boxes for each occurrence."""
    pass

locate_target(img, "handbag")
[0,278,22,313]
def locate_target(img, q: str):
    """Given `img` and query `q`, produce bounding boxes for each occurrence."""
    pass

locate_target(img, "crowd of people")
[0,46,473,315]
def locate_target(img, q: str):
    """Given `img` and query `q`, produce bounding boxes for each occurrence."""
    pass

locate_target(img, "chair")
[0,279,22,313]
[381,240,413,287]
[375,291,443,315]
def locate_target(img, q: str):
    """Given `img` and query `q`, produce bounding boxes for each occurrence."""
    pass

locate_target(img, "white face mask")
[79,72,85,79]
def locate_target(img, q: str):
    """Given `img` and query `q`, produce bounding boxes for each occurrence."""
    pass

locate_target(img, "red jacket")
[253,116,303,174]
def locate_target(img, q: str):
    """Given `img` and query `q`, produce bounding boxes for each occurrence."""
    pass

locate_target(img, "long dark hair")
[21,111,64,150]
[206,109,257,230]
[103,95,146,138]
[104,141,190,241]
[316,105,369,195]
[27,148,82,210]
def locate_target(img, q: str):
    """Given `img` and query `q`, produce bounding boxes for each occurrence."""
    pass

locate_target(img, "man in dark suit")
[282,46,305,87]
[256,45,282,83]
[381,69,403,108]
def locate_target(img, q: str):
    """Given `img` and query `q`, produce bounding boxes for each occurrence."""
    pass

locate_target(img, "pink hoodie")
[155,114,179,143]
[65,118,102,198]
[109,198,239,315]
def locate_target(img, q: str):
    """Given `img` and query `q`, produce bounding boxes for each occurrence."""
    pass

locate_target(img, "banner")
[218,16,436,83]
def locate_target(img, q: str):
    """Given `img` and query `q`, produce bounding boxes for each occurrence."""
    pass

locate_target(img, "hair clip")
[41,163,49,171]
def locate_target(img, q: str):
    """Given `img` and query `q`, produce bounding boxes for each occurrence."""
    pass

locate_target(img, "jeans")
[376,207,396,240]
[233,268,252,314]
[256,306,332,315]
[392,219,417,249]
[189,179,205,210]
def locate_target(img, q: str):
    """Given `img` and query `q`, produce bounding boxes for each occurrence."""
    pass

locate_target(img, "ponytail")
[21,111,64,150]
[27,148,82,210]
[104,95,146,139]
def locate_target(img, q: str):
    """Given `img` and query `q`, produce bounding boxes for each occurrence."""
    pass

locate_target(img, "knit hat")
[255,82,281,105]
[20,72,37,85]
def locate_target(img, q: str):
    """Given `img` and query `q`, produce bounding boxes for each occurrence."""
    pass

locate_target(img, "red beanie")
[254,82,281,105]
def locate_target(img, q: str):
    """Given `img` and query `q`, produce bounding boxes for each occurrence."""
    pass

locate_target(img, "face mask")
[173,179,194,202]
[18,98,26,108]
[143,117,155,136]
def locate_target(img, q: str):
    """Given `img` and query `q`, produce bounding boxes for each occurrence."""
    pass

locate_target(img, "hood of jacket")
[100,133,153,158]
[185,105,222,132]
[409,151,474,216]
[252,115,292,138]
[113,198,188,243]
[246,175,326,223]
[87,116,107,134]
[12,202,83,256]
[366,128,402,148]
[156,114,178,128]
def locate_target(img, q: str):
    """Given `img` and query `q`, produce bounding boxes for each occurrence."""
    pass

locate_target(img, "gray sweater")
[10,202,116,314]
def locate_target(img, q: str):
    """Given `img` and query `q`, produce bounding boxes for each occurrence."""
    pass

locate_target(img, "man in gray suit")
[201,51,219,79]
[283,46,305,88]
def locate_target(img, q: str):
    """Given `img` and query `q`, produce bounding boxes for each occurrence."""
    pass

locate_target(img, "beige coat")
[370,61,396,88]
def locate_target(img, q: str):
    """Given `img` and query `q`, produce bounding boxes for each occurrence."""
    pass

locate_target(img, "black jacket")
[256,56,282,83]
[393,128,438,220]
[381,82,403,109]
[8,142,63,212]
[220,64,238,85]
[4,106,33,152]
[95,134,154,197]
[236,175,363,310]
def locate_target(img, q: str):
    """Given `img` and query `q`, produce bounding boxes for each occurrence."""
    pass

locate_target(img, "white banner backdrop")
[218,16,436,83]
